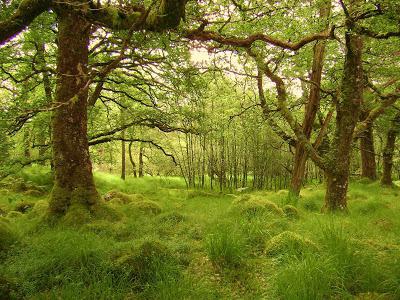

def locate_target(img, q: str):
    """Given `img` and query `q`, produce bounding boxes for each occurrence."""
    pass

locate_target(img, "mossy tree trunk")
[381,114,400,186]
[323,29,363,212]
[49,10,100,214]
[138,143,144,177]
[359,117,377,180]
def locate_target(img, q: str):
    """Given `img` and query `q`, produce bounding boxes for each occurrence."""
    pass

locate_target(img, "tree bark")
[121,137,126,180]
[323,26,363,212]
[359,115,377,180]
[289,1,331,198]
[138,143,144,177]
[49,10,100,214]
[381,114,400,185]
[128,141,137,177]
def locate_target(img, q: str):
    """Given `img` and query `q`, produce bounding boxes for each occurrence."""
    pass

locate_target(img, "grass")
[1,166,400,299]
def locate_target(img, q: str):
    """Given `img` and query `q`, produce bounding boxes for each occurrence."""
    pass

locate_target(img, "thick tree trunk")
[381,114,400,185]
[323,29,363,212]
[359,120,377,180]
[289,1,330,198]
[49,11,100,214]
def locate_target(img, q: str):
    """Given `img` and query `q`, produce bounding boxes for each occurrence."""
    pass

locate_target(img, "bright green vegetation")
[1,167,400,299]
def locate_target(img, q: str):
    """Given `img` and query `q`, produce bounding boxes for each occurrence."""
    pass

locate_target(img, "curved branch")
[186,26,335,51]
[0,0,51,45]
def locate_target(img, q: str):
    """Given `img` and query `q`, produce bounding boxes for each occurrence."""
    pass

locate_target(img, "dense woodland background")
[0,0,400,299]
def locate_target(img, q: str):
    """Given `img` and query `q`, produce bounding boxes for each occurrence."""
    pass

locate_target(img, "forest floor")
[1,166,400,300]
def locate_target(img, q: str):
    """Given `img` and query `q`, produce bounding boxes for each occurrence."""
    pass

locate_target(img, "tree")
[0,0,188,216]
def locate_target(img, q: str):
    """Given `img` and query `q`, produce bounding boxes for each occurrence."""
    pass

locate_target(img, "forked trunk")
[49,11,100,214]
[289,1,330,198]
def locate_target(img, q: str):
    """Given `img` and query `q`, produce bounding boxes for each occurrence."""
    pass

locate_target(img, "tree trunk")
[37,42,52,164]
[381,114,400,185]
[121,138,126,180]
[23,127,31,159]
[289,1,330,198]
[128,141,137,177]
[323,28,363,212]
[359,119,377,180]
[49,11,100,214]
[138,143,144,177]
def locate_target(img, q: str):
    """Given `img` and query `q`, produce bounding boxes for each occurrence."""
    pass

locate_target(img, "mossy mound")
[113,240,178,286]
[231,194,251,205]
[13,201,35,213]
[108,198,124,206]
[23,189,44,197]
[61,204,92,227]
[128,200,162,215]
[265,231,318,257]
[104,190,143,204]
[29,200,49,218]
[236,198,284,217]
[277,189,289,196]
[283,205,300,219]
[0,205,7,217]
[6,211,23,219]
[0,216,10,223]
[91,204,123,222]
[158,211,186,224]
[0,220,18,253]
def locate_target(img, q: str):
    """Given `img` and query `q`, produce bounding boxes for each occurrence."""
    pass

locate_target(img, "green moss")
[6,211,23,219]
[265,231,318,257]
[103,190,144,204]
[0,205,7,217]
[283,205,300,219]
[0,219,17,253]
[29,200,49,218]
[0,275,16,300]
[91,204,123,222]
[23,189,44,197]
[13,200,34,213]
[49,184,100,214]
[108,197,124,206]
[61,204,92,227]
[236,198,284,217]
[129,200,162,215]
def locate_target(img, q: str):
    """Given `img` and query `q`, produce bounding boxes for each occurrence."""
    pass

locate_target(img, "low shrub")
[283,205,300,219]
[128,200,162,215]
[265,231,318,258]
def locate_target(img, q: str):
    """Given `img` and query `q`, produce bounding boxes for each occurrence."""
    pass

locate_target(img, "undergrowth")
[0,166,399,299]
